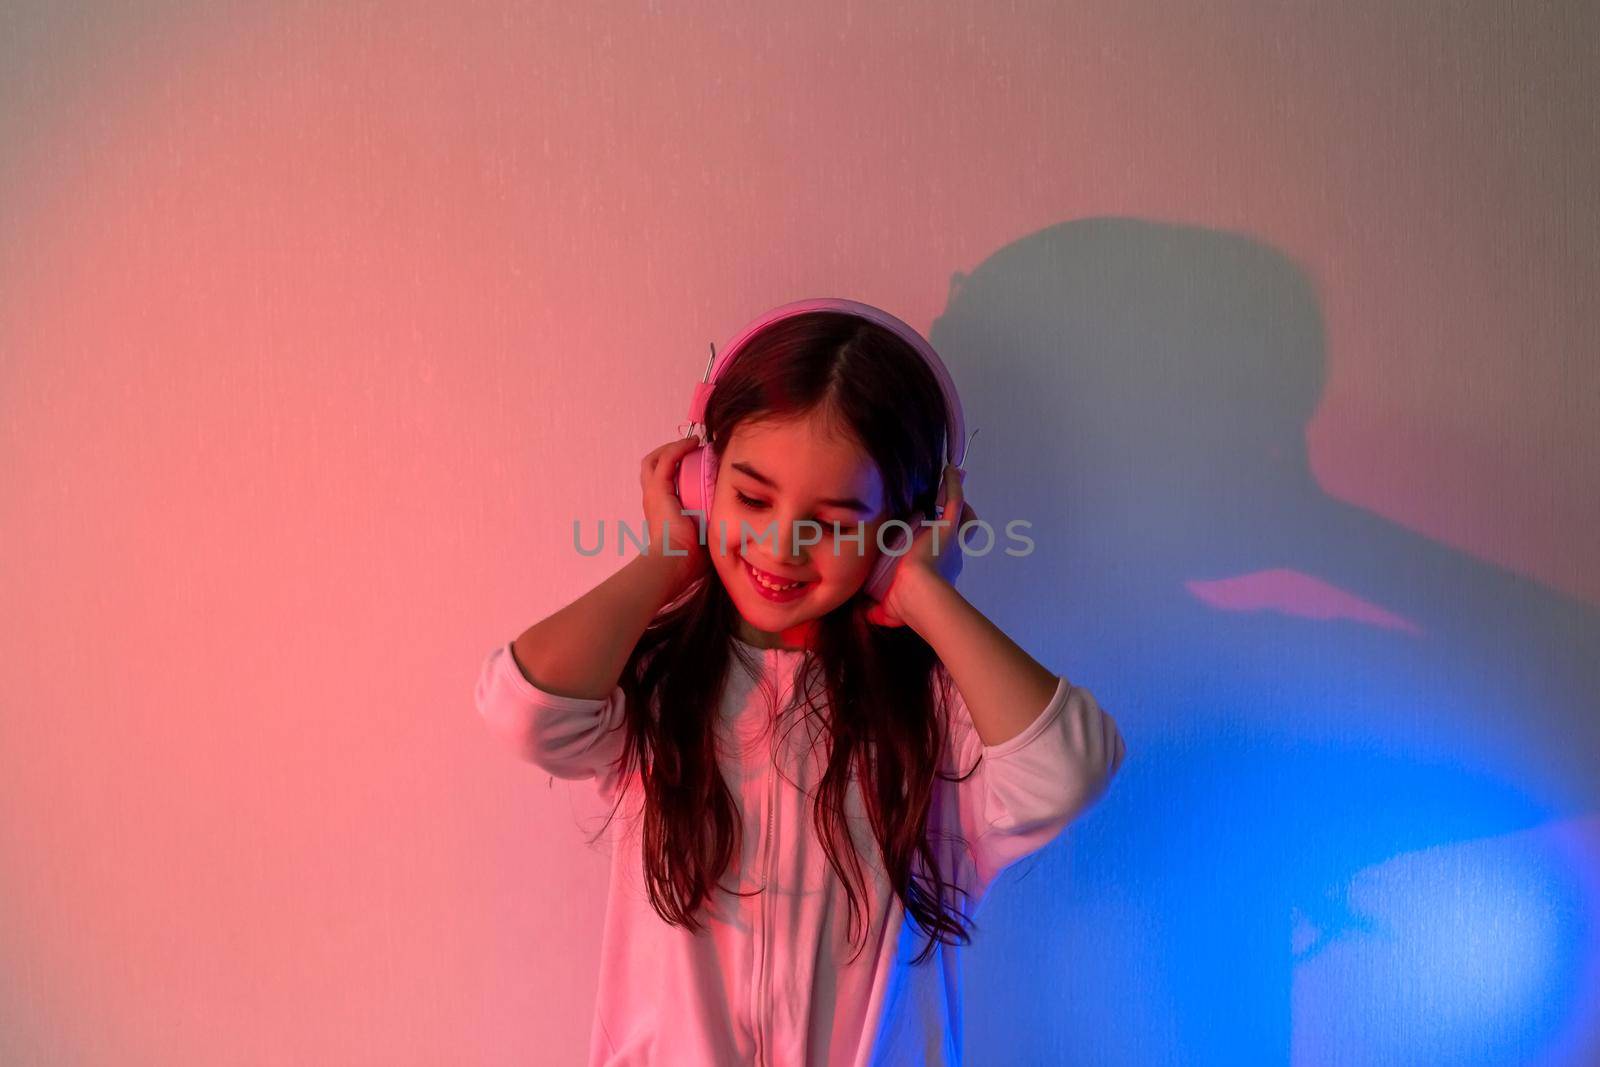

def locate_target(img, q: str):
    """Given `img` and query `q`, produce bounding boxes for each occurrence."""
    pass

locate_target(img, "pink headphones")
[673,297,973,602]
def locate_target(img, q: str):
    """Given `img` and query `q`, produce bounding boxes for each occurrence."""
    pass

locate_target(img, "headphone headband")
[685,297,970,469]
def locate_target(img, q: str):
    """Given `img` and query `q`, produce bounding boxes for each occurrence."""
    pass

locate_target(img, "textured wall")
[1,1,1595,1064]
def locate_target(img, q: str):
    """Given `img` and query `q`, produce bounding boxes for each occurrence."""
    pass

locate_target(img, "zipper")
[753,754,775,1066]
[761,737,778,1063]
[752,652,787,1067]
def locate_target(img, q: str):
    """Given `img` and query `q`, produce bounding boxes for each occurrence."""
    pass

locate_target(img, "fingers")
[934,463,965,515]
[650,436,700,467]
[642,435,702,486]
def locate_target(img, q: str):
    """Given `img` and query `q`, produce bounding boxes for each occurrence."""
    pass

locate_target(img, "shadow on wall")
[927,217,1600,1066]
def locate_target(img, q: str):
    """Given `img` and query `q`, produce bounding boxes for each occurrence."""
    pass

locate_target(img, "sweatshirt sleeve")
[473,642,630,792]
[939,668,1126,894]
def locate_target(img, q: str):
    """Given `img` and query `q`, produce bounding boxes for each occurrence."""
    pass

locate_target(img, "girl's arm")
[886,463,1113,751]
[479,436,708,782]
[510,550,698,700]
[895,564,1061,748]
[476,551,695,786]
[898,564,1126,894]
[511,434,709,699]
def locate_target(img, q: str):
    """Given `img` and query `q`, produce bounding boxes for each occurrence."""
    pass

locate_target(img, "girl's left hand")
[864,464,974,628]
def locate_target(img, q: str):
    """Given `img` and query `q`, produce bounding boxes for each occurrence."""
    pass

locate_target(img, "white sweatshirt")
[475,635,1125,1066]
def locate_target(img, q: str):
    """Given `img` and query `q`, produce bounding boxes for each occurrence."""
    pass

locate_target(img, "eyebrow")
[729,461,876,514]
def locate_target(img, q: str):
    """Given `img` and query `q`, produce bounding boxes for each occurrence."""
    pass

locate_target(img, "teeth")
[747,560,805,591]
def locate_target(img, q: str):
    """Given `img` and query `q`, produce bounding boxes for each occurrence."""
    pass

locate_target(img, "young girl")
[475,306,1126,1066]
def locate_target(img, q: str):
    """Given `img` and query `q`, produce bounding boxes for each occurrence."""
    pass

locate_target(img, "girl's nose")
[773,514,816,563]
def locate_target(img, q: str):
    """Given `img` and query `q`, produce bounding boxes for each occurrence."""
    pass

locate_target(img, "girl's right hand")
[640,435,711,580]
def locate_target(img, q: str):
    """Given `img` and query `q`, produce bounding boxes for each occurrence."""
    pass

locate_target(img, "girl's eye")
[732,490,843,531]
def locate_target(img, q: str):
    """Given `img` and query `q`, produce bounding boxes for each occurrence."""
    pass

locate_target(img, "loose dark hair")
[592,310,981,966]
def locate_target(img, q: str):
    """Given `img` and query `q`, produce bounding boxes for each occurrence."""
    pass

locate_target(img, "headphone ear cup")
[674,443,719,546]
[675,445,708,541]
[863,508,925,602]
[674,446,703,510]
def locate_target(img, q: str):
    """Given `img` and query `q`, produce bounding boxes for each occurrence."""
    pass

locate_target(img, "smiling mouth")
[742,557,813,592]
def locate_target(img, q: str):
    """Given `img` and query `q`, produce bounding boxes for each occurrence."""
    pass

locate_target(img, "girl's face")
[708,413,889,650]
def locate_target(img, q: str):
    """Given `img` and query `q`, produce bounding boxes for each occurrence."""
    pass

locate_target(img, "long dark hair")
[595,310,980,965]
